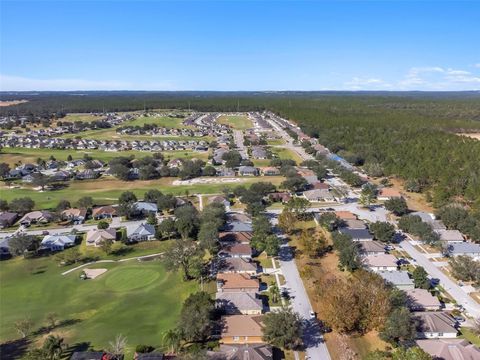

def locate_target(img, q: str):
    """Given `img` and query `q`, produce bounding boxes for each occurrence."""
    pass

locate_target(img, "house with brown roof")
[62,208,87,223]
[217,258,258,275]
[217,273,259,293]
[406,289,442,311]
[220,243,253,259]
[19,211,53,226]
[209,195,231,211]
[219,232,253,244]
[312,181,329,190]
[335,211,357,220]
[220,315,264,345]
[260,167,280,176]
[85,228,116,247]
[415,312,458,339]
[363,254,398,272]
[268,192,291,203]
[377,188,402,201]
[92,205,117,220]
[417,339,480,360]
[0,212,18,228]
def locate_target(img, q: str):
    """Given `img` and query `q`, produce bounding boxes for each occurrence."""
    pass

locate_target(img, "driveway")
[399,239,480,318]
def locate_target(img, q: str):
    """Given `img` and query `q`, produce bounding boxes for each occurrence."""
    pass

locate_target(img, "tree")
[262,307,303,350]
[14,318,33,338]
[359,184,377,207]
[178,291,215,343]
[174,205,199,239]
[55,200,71,212]
[379,307,416,345]
[285,197,310,219]
[146,213,157,226]
[369,221,396,243]
[42,335,65,360]
[366,347,432,360]
[144,189,163,203]
[164,239,204,280]
[0,199,8,211]
[100,238,113,254]
[300,229,327,258]
[412,266,431,289]
[157,218,176,240]
[449,256,480,284]
[162,329,182,354]
[200,202,226,229]
[9,235,39,256]
[9,197,35,214]
[0,162,10,178]
[278,210,296,235]
[264,234,281,256]
[77,196,93,209]
[54,247,81,266]
[97,220,109,229]
[32,173,51,191]
[109,334,127,358]
[269,283,281,304]
[197,223,219,254]
[110,163,131,181]
[118,191,138,219]
[45,312,58,330]
[385,197,408,216]
[332,232,360,272]
[317,212,341,231]
[281,175,307,192]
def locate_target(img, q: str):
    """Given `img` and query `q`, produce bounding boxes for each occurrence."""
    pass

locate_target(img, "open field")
[217,115,253,130]
[0,253,197,357]
[270,147,303,164]
[0,100,29,107]
[0,147,209,166]
[1,176,286,209]
[126,115,189,129]
[60,113,108,123]
[266,138,286,146]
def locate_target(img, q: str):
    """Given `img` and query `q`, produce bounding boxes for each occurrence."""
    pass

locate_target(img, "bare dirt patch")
[172,177,243,186]
[0,100,28,107]
[83,268,108,279]
[456,133,480,140]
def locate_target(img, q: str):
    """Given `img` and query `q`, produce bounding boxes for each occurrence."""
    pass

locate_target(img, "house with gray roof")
[358,241,386,255]
[302,189,335,202]
[221,221,253,233]
[444,242,480,260]
[417,339,480,360]
[238,166,259,176]
[435,229,464,243]
[378,270,414,290]
[41,234,76,251]
[414,312,458,339]
[405,289,442,311]
[216,292,263,315]
[127,223,156,242]
[338,228,373,242]
[134,201,158,214]
[0,212,18,228]
[217,258,258,275]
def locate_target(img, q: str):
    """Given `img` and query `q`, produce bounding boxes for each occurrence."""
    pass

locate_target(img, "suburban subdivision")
[1,93,479,360]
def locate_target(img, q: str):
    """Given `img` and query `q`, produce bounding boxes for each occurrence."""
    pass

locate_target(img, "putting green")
[104,267,160,291]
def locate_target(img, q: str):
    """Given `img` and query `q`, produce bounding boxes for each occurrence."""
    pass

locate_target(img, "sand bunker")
[172,177,244,186]
[84,268,108,279]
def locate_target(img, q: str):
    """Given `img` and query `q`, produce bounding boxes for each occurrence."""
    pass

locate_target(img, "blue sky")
[1,0,479,91]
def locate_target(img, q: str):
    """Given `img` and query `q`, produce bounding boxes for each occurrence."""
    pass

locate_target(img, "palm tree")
[269,283,281,304]
[162,329,182,354]
[42,335,64,360]
[108,334,127,358]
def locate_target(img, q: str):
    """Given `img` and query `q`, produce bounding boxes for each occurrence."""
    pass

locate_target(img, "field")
[60,113,107,123]
[217,115,253,130]
[0,147,209,166]
[0,253,197,358]
[1,176,286,209]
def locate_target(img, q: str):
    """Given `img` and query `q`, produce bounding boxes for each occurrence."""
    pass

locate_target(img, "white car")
[309,310,316,319]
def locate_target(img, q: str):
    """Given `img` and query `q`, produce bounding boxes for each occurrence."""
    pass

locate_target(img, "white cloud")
[474,63,480,68]
[344,77,392,90]
[0,74,176,91]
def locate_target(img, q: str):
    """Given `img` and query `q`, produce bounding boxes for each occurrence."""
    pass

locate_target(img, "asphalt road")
[233,129,248,159]
[399,239,480,318]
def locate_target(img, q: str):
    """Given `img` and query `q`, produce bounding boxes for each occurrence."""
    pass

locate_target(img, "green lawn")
[0,253,197,357]
[0,147,209,166]
[217,115,253,130]
[266,139,286,146]
[269,147,303,164]
[460,327,480,346]
[126,116,188,129]
[1,176,286,210]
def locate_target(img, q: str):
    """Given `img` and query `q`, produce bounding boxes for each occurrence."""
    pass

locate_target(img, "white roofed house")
[444,242,480,260]
[378,270,415,290]
[126,223,156,242]
[85,228,116,247]
[134,201,158,215]
[302,189,336,202]
[414,312,458,339]
[19,211,53,226]
[363,254,398,272]
[435,229,464,243]
[41,234,76,251]
[405,289,442,311]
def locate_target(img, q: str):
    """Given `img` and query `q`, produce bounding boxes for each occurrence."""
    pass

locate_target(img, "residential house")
[134,201,158,215]
[220,315,264,345]
[338,228,374,242]
[41,234,76,251]
[411,211,447,230]
[85,228,116,247]
[335,211,357,221]
[378,270,415,290]
[268,192,291,203]
[126,223,156,242]
[238,166,259,176]
[363,254,398,272]
[260,167,280,176]
[377,188,402,201]
[19,211,53,226]
[405,289,442,311]
[444,242,480,260]
[217,167,236,177]
[216,292,263,315]
[342,219,366,229]
[312,181,329,190]
[436,229,464,243]
[219,232,253,244]
[227,213,252,223]
[358,241,386,256]
[217,273,260,293]
[76,169,99,180]
[217,258,258,275]
[415,312,458,339]
[208,344,273,360]
[62,208,87,224]
[416,339,480,360]
[221,221,253,233]
[0,212,18,228]
[220,243,253,259]
[92,205,117,220]
[302,189,335,202]
[251,147,267,159]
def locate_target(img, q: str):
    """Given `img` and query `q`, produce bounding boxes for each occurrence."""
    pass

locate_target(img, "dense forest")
[2,91,480,210]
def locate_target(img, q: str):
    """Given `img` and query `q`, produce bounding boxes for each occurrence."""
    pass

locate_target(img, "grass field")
[60,113,105,123]
[460,327,480,346]
[0,253,197,357]
[126,116,188,129]
[0,147,209,166]
[269,147,303,164]
[1,176,286,209]
[217,115,253,130]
